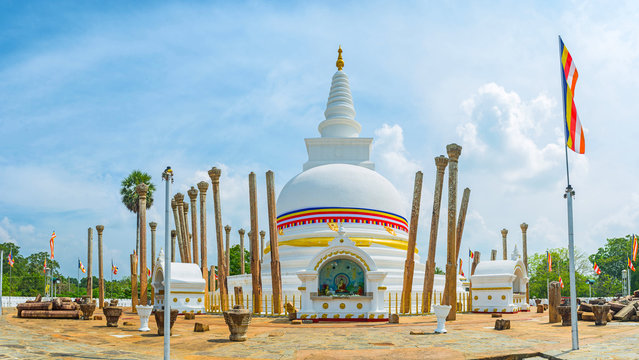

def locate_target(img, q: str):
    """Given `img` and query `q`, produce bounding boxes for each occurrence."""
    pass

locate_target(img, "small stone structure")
[152,250,205,314]
[557,305,571,326]
[592,305,610,326]
[155,309,179,336]
[494,319,510,330]
[103,306,123,327]
[223,307,252,341]
[548,281,561,323]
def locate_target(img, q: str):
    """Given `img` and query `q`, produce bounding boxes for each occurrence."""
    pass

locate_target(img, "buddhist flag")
[593,262,601,275]
[559,36,585,154]
[49,231,56,259]
[633,235,638,262]
[79,259,86,273]
[7,251,14,267]
[112,260,118,275]
[43,258,47,273]
[459,259,465,277]
[547,251,552,272]
[147,267,151,277]
[628,257,636,272]
[469,249,474,259]
[559,276,565,289]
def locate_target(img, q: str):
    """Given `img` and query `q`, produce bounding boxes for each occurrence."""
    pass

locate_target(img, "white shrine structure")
[227,48,463,319]
[470,245,529,313]
[152,250,206,314]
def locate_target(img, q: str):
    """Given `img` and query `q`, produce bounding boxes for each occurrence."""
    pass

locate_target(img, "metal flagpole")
[1,250,4,316]
[77,258,80,297]
[162,166,173,360]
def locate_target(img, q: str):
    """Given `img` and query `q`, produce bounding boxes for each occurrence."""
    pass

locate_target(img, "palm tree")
[120,170,156,256]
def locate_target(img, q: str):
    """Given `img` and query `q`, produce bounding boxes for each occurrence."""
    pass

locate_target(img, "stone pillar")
[238,229,245,274]
[96,225,104,309]
[401,171,423,313]
[259,230,265,262]
[171,198,184,262]
[454,188,471,265]
[149,222,157,272]
[182,201,192,263]
[188,186,199,266]
[210,265,217,293]
[471,251,480,275]
[491,249,497,261]
[130,253,138,312]
[170,230,176,262]
[197,181,209,292]
[422,156,448,313]
[266,170,283,314]
[501,229,508,260]
[136,183,149,306]
[224,225,231,273]
[520,222,529,303]
[249,172,262,313]
[87,227,93,300]
[444,143,461,321]
[549,281,561,323]
[208,167,228,311]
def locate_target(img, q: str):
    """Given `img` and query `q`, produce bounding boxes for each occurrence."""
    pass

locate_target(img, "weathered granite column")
[136,183,149,306]
[130,253,138,312]
[210,265,217,293]
[175,194,187,262]
[491,249,497,261]
[197,181,209,292]
[444,143,462,321]
[471,251,480,275]
[188,186,199,266]
[208,167,228,311]
[249,172,263,313]
[422,156,448,313]
[454,188,471,266]
[170,230,176,262]
[171,198,184,262]
[259,230,265,262]
[87,227,93,300]
[96,225,104,309]
[224,225,231,273]
[549,281,561,323]
[521,222,529,304]
[501,228,508,260]
[266,170,282,314]
[401,171,423,313]
[182,201,192,263]
[238,229,245,274]
[149,222,157,272]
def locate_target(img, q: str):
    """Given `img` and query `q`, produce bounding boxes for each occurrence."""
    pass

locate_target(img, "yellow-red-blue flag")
[559,36,585,154]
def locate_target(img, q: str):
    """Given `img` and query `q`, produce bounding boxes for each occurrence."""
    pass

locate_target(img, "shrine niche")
[318,258,366,296]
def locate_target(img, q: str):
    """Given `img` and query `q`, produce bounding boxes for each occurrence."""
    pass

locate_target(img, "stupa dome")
[276,163,406,219]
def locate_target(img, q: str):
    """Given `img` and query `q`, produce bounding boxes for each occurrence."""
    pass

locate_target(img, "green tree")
[528,248,590,298]
[228,244,250,275]
[589,235,637,295]
[120,170,156,255]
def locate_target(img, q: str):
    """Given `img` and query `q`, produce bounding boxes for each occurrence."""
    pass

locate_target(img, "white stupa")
[227,48,460,317]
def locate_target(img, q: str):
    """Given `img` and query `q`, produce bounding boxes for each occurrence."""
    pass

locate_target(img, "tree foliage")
[120,170,156,213]
[528,248,591,298]
[589,236,636,294]
[228,244,251,276]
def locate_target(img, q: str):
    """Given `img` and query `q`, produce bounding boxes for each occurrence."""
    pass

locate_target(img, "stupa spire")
[318,46,361,138]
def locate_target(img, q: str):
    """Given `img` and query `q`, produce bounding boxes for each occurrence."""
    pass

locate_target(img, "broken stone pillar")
[234,286,244,307]
[444,143,462,321]
[96,225,104,309]
[520,222,529,304]
[182,201,192,263]
[188,186,199,266]
[557,305,571,326]
[238,229,245,274]
[130,252,138,312]
[170,230,176,262]
[592,304,610,326]
[422,156,448,313]
[171,198,184,262]
[266,170,283,314]
[136,183,149,306]
[249,172,263,313]
[491,249,497,261]
[401,171,423,313]
[501,229,508,260]
[454,188,471,267]
[471,251,480,275]
[87,227,93,300]
[210,265,217,293]
[175,194,188,262]
[208,167,228,311]
[548,281,561,323]
[149,222,157,273]
[224,225,231,272]
[259,230,265,262]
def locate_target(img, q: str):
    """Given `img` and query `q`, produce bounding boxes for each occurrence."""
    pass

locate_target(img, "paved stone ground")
[1,308,638,359]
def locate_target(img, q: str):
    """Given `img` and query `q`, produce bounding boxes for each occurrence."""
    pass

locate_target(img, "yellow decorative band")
[377,286,387,290]
[264,237,417,254]
[298,287,306,291]
[471,287,512,291]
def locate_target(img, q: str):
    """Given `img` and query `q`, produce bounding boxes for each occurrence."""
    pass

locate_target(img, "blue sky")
[2,1,639,277]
